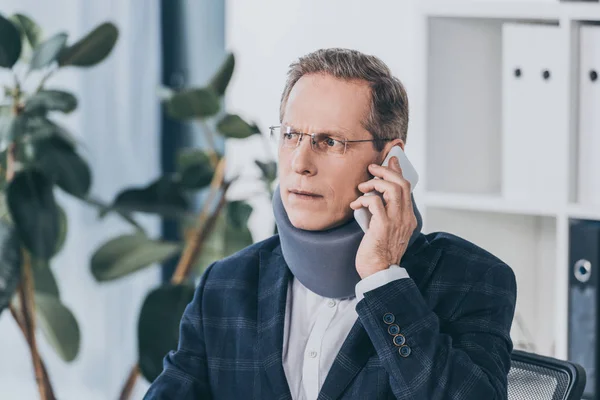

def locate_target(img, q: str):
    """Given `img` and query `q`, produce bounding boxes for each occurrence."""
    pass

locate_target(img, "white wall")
[224,0,424,240]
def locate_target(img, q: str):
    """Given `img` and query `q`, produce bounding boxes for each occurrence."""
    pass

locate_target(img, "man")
[145,48,517,399]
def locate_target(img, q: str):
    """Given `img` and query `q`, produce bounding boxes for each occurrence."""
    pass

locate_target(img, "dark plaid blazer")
[144,231,517,399]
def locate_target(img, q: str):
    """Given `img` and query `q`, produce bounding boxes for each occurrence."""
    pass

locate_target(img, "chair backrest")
[508,350,587,400]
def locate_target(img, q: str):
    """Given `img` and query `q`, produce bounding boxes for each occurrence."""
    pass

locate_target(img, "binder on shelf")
[568,219,600,400]
[501,23,565,202]
[578,26,600,207]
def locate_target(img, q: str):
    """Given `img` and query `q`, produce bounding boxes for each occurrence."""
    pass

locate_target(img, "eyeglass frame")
[268,125,392,156]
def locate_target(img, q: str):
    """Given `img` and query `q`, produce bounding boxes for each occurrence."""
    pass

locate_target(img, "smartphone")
[354,145,419,232]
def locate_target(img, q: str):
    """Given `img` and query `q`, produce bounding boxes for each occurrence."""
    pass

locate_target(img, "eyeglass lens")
[270,126,347,155]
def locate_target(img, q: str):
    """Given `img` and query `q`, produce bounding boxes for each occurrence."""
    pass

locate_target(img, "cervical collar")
[272,185,423,298]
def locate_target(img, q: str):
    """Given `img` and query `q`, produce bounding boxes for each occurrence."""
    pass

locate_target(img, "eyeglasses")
[269,125,391,156]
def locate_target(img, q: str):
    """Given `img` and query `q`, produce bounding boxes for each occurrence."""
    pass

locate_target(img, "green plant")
[87,54,277,398]
[0,12,119,400]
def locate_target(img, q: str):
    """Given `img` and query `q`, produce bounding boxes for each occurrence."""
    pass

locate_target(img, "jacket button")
[387,324,400,335]
[399,345,411,358]
[383,313,395,324]
[393,334,406,346]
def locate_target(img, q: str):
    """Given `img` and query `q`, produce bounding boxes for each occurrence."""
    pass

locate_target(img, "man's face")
[278,73,384,231]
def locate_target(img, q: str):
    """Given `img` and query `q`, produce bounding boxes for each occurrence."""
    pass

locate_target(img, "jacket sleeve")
[355,263,517,400]
[144,263,216,400]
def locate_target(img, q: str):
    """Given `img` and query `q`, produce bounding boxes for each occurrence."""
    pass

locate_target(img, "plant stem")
[171,158,227,283]
[198,120,220,168]
[118,365,139,400]
[17,249,49,400]
[36,68,56,93]
[9,304,56,400]
[118,158,231,399]
[6,100,56,399]
[6,143,16,182]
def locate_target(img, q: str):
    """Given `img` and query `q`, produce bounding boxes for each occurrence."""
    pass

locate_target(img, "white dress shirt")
[281,266,409,400]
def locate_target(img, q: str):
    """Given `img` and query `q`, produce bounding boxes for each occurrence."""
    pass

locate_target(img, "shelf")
[567,2,600,21]
[418,0,600,364]
[567,204,600,221]
[424,192,560,217]
[421,1,600,21]
[421,1,561,20]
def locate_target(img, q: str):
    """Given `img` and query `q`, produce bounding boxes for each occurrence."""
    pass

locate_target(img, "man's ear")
[382,139,405,159]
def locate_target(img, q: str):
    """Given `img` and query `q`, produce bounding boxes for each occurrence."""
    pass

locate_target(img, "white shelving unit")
[415,1,600,361]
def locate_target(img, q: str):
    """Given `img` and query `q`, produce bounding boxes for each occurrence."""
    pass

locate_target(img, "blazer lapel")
[318,319,375,400]
[258,246,293,400]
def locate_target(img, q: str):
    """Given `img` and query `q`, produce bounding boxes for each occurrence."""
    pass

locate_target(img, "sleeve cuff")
[355,265,409,301]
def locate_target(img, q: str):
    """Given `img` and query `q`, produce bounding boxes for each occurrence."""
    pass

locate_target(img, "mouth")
[288,189,323,199]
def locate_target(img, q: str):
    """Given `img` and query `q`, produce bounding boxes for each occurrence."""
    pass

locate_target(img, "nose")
[290,135,317,176]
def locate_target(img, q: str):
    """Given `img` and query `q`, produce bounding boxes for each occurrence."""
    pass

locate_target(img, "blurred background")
[0,0,599,399]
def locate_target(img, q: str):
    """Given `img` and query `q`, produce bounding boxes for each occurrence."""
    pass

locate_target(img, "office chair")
[508,350,587,400]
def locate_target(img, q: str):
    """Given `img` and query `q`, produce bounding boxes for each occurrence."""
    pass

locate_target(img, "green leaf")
[208,53,235,96]
[3,114,29,151]
[81,195,146,234]
[138,283,195,383]
[195,211,226,273]
[58,22,118,67]
[35,293,80,362]
[32,259,59,298]
[225,226,253,256]
[29,32,68,71]
[21,115,78,147]
[111,176,189,218]
[156,85,175,101]
[176,149,214,190]
[6,169,60,260]
[0,149,8,191]
[91,233,181,281]
[166,88,220,120]
[52,205,67,257]
[227,201,252,229]
[216,114,259,139]
[0,219,22,316]
[0,14,22,68]
[196,201,253,273]
[255,160,277,184]
[224,201,253,255]
[10,14,41,50]
[24,90,78,114]
[32,135,91,198]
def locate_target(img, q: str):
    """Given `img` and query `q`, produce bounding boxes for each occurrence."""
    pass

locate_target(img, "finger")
[357,178,403,207]
[368,162,407,188]
[349,194,387,222]
[403,184,414,216]
[361,164,412,199]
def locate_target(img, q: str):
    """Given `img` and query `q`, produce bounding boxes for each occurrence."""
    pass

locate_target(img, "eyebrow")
[284,123,351,137]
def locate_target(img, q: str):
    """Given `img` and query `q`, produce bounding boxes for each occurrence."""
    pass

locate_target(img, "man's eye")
[322,136,342,147]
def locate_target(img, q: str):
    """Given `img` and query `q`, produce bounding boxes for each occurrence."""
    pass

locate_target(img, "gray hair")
[279,48,410,150]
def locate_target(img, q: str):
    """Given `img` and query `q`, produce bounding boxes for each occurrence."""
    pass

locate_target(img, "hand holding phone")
[354,146,419,232]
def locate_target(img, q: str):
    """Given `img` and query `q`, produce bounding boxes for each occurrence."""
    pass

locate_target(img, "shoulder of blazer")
[424,231,514,284]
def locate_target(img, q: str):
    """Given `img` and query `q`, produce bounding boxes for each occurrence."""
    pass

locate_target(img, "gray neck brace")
[272,185,423,299]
